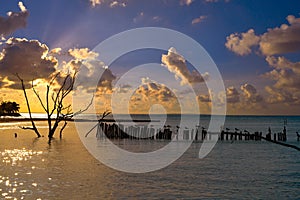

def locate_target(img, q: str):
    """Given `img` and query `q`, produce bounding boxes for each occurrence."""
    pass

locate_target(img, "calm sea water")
[0,115,299,199]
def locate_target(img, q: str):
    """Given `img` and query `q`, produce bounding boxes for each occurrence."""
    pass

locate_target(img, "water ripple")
[0,148,44,200]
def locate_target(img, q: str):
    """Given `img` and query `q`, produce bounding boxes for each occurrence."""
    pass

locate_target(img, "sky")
[0,0,300,115]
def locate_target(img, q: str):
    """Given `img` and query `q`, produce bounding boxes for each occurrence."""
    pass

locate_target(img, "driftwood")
[85,111,111,137]
[260,135,300,151]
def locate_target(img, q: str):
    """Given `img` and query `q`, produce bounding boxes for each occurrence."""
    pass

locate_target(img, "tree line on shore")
[0,101,20,116]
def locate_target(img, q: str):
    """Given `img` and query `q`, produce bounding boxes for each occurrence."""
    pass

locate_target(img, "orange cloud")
[129,80,180,114]
[68,48,99,60]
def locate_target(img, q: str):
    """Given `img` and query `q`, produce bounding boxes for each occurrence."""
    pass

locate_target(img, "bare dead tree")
[16,72,93,143]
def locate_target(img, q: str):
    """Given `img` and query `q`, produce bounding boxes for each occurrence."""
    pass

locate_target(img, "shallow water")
[0,118,299,199]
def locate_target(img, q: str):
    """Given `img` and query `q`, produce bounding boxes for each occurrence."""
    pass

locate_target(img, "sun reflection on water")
[0,148,44,199]
[1,148,43,166]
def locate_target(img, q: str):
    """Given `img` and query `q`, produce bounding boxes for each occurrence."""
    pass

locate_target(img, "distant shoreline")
[0,113,21,117]
[0,117,154,123]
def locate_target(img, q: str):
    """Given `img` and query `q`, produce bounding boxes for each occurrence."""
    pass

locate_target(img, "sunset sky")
[0,0,300,115]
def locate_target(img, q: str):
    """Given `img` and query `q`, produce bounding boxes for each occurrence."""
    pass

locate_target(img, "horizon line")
[18,112,300,117]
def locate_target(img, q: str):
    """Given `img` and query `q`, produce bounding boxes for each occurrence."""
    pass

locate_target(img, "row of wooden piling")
[220,131,262,141]
[95,122,290,142]
[96,123,173,140]
[265,127,287,142]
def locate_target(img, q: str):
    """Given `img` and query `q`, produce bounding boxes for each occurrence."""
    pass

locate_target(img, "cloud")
[226,15,300,56]
[63,56,115,94]
[197,84,263,115]
[49,47,62,55]
[265,86,298,104]
[0,2,29,37]
[260,15,300,55]
[97,65,116,92]
[68,48,99,60]
[191,15,207,25]
[90,0,103,7]
[129,79,180,113]
[226,14,300,107]
[133,12,162,24]
[240,83,263,103]
[136,82,176,102]
[197,94,211,102]
[180,0,194,6]
[161,47,209,85]
[152,16,161,22]
[0,38,116,93]
[204,0,230,3]
[133,12,144,23]
[64,47,116,93]
[225,29,260,56]
[109,1,126,8]
[0,37,57,86]
[90,0,126,8]
[197,84,261,105]
[264,56,300,90]
[115,84,132,93]
[18,2,27,12]
[226,86,240,103]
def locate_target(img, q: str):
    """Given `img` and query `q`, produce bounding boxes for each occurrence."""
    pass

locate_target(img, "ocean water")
[0,115,299,199]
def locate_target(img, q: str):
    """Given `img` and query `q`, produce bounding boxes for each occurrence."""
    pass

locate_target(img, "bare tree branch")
[72,94,94,117]
[49,72,60,86]
[19,126,36,130]
[31,80,47,112]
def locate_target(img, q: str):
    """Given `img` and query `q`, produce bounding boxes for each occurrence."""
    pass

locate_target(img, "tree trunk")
[48,121,60,143]
[60,121,68,139]
[17,75,41,138]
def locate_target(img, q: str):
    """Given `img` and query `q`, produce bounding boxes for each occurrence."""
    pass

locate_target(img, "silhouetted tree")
[0,101,20,115]
[16,72,92,143]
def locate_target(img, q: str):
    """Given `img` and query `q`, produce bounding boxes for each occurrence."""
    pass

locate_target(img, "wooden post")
[150,128,155,139]
[283,126,287,141]
[259,132,262,141]
[183,129,189,140]
[220,131,224,141]
[239,131,242,140]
